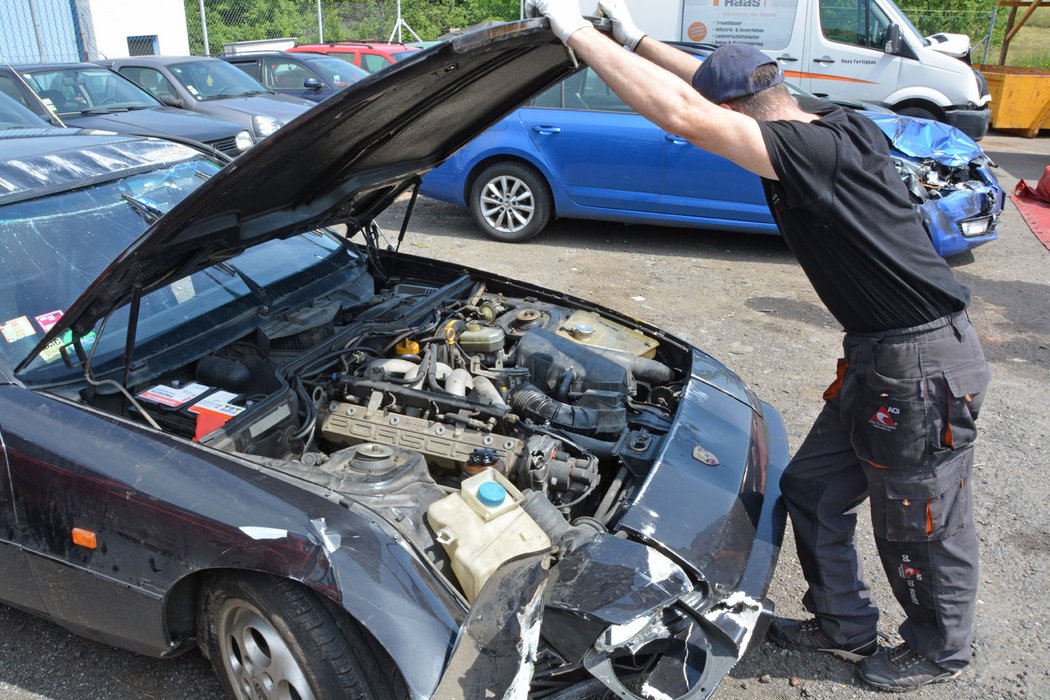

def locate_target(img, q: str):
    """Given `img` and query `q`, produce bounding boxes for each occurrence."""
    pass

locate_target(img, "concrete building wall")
[86,0,189,59]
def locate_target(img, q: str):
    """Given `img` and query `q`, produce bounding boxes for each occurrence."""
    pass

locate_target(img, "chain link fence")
[185,0,525,57]
[0,0,89,63]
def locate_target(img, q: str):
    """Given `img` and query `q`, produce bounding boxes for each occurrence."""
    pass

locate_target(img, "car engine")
[121,276,688,606]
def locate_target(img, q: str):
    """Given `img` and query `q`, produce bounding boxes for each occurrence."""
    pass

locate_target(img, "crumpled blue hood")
[866,112,984,168]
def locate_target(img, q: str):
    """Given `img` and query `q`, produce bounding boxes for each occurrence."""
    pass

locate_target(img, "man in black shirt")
[526,0,991,692]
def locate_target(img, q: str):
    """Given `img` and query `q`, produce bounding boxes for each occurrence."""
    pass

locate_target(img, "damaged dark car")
[0,21,788,700]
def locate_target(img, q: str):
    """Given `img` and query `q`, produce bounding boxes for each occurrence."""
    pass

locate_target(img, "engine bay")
[104,273,692,605]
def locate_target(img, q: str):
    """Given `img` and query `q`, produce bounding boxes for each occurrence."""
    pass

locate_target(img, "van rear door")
[802,0,901,102]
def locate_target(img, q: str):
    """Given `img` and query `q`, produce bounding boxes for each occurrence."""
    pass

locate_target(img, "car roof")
[295,42,417,53]
[11,62,112,73]
[108,55,219,66]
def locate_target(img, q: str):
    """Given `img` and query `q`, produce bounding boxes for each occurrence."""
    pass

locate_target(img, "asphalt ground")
[0,131,1047,699]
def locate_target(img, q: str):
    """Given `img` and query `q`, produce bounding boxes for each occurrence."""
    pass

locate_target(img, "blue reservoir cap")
[477,481,507,508]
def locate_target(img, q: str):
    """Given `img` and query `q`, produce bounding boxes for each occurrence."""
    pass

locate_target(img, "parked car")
[0,63,252,157]
[289,41,420,72]
[0,21,787,700]
[420,48,1003,258]
[103,56,314,144]
[221,51,369,102]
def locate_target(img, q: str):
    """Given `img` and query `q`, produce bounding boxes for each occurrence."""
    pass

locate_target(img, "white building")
[85,0,190,59]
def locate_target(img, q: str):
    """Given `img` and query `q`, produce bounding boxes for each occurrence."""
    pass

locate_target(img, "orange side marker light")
[72,527,97,550]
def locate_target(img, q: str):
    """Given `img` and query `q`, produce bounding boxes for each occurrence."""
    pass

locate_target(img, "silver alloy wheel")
[480,174,535,234]
[218,598,314,700]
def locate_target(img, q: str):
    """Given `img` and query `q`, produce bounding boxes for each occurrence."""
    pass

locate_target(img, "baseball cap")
[691,43,784,103]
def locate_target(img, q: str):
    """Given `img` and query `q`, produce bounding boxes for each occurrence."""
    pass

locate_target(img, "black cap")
[691,43,784,103]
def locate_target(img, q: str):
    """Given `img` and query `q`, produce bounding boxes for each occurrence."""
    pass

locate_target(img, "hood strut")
[121,283,144,392]
[394,179,421,255]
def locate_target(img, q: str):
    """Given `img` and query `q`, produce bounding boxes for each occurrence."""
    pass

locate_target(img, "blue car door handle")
[665,134,689,145]
[531,125,561,134]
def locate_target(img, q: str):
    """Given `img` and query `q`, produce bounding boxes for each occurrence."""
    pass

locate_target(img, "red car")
[289,41,419,73]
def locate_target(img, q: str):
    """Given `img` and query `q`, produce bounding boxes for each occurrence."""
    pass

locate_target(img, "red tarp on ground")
[1012,165,1050,251]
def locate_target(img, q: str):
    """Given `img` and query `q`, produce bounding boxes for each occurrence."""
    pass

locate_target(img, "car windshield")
[302,56,368,87]
[0,92,49,128]
[0,157,353,380]
[169,60,272,100]
[24,67,160,115]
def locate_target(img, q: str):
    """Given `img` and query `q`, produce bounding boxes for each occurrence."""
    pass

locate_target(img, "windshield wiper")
[120,193,164,223]
[217,261,271,306]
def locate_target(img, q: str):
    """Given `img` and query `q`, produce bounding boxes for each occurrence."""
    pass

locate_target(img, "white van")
[580,0,992,140]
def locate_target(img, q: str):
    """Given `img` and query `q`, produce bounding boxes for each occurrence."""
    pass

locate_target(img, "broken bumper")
[433,355,790,699]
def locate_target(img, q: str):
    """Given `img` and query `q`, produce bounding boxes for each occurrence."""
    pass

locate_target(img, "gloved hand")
[597,0,646,50]
[525,0,591,45]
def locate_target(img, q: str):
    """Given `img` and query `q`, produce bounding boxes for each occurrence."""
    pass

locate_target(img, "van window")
[820,0,895,50]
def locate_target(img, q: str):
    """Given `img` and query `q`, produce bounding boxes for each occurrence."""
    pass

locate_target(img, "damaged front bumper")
[433,365,790,699]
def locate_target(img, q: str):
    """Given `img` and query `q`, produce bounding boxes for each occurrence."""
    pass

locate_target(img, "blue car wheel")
[469,162,552,242]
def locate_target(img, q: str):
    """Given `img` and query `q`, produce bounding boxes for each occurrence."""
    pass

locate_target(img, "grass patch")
[987,19,1050,68]
[1025,6,1050,28]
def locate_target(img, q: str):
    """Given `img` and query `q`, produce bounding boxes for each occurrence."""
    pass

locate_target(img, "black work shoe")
[767,617,878,662]
[856,643,963,693]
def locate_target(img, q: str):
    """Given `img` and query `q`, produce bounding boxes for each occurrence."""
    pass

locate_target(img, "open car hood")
[22,20,577,366]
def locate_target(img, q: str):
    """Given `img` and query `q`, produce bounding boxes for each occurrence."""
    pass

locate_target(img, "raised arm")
[567,26,777,180]
[525,0,777,180]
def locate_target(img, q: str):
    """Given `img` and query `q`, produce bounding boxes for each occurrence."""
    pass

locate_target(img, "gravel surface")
[1,133,1047,699]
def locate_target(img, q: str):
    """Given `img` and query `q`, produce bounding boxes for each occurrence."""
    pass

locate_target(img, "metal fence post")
[982,3,999,65]
[317,0,324,44]
[27,0,46,62]
[199,0,210,56]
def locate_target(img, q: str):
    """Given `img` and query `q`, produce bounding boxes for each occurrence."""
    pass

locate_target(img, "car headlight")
[234,130,253,152]
[252,115,283,137]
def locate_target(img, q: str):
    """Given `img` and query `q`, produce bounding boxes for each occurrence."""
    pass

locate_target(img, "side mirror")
[883,24,902,54]
[158,93,184,108]
[303,77,323,89]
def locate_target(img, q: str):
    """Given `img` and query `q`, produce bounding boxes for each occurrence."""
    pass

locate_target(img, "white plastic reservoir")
[427,468,551,602]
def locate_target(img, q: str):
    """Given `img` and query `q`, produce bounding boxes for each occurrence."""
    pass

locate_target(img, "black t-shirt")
[757,107,969,333]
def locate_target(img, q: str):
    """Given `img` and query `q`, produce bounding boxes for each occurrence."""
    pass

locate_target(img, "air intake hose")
[511,384,598,434]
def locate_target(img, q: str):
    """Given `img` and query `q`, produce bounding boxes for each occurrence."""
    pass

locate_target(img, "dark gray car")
[3,64,252,157]
[103,55,313,143]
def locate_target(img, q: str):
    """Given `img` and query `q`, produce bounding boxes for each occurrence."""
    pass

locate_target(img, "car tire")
[200,573,402,700]
[469,162,552,242]
[897,106,939,122]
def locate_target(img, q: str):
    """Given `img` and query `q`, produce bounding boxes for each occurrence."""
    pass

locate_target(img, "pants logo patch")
[869,406,898,431]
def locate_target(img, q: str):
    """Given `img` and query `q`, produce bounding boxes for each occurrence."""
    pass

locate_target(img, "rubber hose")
[510,384,598,434]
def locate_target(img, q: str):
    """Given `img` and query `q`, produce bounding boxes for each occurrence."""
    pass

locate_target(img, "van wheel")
[897,106,939,122]
[469,162,552,242]
[200,573,401,700]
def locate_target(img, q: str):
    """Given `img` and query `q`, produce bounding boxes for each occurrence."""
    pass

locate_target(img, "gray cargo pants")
[781,310,990,671]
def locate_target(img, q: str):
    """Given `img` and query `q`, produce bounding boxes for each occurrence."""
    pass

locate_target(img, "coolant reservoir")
[556,310,658,358]
[427,469,550,602]
[458,321,505,353]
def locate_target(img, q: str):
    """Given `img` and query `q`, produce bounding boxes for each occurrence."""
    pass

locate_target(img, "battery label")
[189,391,245,418]
[137,382,210,408]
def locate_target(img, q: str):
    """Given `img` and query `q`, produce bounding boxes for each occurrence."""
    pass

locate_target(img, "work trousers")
[781,310,990,671]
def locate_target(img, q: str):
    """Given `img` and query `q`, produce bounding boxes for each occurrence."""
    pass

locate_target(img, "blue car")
[421,63,1002,258]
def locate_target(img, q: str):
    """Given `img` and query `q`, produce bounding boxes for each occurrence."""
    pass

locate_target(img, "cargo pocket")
[878,451,973,542]
[847,368,927,469]
[934,361,991,450]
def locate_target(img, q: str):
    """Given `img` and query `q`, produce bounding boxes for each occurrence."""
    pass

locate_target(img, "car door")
[804,0,902,100]
[659,135,772,229]
[261,57,323,100]
[0,393,47,614]
[516,68,663,213]
[117,65,186,109]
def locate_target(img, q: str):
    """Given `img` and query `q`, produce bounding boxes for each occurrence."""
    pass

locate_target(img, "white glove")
[525,0,591,45]
[597,0,646,50]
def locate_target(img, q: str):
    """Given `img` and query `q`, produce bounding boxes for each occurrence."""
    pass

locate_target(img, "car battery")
[135,382,246,437]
